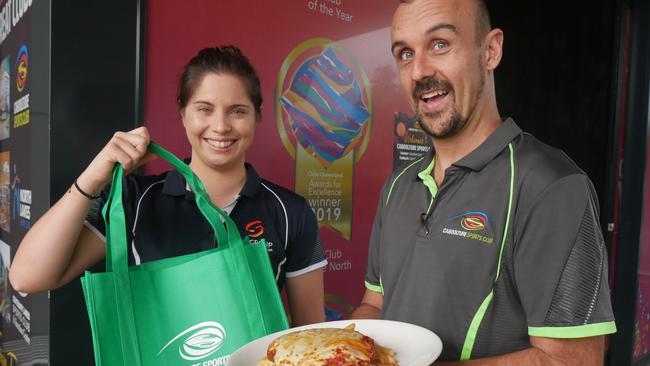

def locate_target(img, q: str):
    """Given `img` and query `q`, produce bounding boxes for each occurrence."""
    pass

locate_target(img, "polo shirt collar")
[454,117,521,171]
[161,162,262,198]
[415,117,521,181]
[162,167,187,197]
[239,163,261,198]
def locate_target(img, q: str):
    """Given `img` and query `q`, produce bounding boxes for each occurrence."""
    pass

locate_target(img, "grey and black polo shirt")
[364,118,616,361]
[85,163,327,290]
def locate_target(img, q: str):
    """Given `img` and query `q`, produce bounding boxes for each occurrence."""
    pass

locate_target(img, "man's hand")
[350,289,383,319]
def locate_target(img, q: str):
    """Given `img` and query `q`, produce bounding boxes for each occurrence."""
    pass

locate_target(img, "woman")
[8,46,326,326]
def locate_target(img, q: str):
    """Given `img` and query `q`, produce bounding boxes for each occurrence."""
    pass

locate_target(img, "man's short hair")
[398,0,492,43]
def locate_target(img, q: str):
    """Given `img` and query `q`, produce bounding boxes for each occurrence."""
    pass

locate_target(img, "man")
[350,0,616,364]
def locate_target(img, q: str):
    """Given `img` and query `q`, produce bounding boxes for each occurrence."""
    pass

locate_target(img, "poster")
[392,111,432,170]
[144,0,413,321]
[0,0,49,364]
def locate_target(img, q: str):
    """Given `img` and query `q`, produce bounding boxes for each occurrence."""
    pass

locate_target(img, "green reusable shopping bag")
[80,142,289,366]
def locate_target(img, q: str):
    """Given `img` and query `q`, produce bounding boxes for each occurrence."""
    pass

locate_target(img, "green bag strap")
[148,142,243,248]
[101,165,142,364]
[104,141,250,271]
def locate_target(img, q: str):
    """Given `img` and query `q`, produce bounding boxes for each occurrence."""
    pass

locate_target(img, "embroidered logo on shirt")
[442,211,494,244]
[245,220,275,251]
[460,212,487,231]
[245,219,264,237]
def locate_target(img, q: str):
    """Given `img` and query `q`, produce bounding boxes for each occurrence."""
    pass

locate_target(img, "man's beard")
[413,63,485,139]
[416,107,465,139]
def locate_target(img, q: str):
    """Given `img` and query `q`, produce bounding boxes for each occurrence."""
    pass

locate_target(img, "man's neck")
[431,115,501,186]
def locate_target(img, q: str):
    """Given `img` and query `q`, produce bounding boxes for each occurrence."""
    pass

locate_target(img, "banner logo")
[276,38,372,239]
[158,321,226,361]
[15,45,27,93]
[245,220,264,238]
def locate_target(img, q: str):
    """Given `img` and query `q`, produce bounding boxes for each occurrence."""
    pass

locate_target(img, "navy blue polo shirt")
[85,163,327,289]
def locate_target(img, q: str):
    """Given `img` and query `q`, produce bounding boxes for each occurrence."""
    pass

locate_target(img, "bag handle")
[100,142,246,364]
[147,142,243,253]
[104,141,248,272]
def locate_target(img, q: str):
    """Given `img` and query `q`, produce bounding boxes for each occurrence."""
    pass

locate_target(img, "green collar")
[418,155,438,199]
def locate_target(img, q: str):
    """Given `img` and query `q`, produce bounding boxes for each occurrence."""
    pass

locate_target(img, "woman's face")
[181,72,257,172]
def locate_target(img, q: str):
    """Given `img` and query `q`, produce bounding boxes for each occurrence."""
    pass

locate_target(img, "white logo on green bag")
[158,321,226,361]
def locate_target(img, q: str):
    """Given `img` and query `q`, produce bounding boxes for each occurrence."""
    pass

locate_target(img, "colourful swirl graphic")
[15,45,28,93]
[459,211,488,231]
[276,39,372,168]
[324,293,354,321]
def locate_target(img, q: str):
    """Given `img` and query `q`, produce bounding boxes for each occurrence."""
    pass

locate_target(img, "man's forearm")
[349,303,381,319]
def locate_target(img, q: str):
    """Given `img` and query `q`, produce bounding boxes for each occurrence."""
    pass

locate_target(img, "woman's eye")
[198,107,210,113]
[231,108,247,116]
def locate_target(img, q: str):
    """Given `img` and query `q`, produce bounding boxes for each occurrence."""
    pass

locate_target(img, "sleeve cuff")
[528,321,617,338]
[285,260,327,278]
[365,281,383,294]
[83,220,106,242]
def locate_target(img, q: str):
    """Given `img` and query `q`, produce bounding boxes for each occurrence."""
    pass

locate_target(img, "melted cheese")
[258,325,398,365]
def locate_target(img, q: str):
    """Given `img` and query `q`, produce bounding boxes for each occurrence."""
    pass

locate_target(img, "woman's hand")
[9,126,158,293]
[77,126,157,196]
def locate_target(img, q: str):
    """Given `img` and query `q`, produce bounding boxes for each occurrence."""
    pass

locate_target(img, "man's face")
[391,0,487,139]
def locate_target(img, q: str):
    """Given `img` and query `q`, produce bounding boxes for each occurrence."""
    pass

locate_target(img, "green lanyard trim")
[460,143,515,360]
[386,157,424,205]
[417,156,437,215]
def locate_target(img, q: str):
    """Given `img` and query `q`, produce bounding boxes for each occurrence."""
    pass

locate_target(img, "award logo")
[276,39,372,239]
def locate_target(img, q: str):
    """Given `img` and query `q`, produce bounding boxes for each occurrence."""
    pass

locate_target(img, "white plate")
[227,319,442,366]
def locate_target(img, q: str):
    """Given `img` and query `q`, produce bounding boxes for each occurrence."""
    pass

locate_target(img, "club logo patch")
[442,211,494,244]
[460,212,487,231]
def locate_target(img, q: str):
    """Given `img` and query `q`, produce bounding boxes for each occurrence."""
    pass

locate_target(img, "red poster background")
[634,128,650,360]
[143,0,410,319]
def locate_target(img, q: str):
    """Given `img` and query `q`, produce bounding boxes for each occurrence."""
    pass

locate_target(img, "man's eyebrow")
[426,23,457,35]
[391,40,407,54]
[391,23,457,54]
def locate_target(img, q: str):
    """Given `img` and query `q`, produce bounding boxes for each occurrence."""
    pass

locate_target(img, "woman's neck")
[189,159,247,208]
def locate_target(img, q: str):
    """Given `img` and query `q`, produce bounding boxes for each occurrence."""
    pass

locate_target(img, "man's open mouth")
[420,89,449,103]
